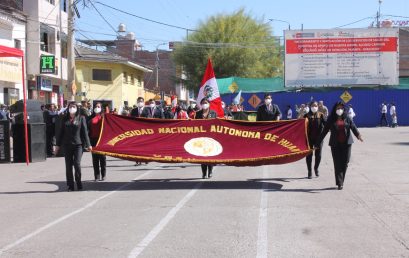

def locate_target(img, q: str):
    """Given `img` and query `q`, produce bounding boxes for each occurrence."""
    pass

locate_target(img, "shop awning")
[0,45,24,58]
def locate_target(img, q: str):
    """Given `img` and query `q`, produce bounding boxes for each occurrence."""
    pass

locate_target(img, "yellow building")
[72,45,152,110]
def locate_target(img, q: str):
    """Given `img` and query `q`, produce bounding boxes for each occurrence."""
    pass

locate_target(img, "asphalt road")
[0,127,408,258]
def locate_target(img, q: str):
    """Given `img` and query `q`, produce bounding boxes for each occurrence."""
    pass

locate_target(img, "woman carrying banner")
[304,101,326,179]
[56,102,91,191]
[89,102,106,181]
[195,98,217,179]
[318,101,363,190]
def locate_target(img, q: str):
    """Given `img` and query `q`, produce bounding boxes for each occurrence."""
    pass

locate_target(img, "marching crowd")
[0,96,398,191]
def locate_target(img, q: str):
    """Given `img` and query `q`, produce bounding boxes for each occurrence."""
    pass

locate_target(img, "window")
[61,0,66,12]
[60,32,67,58]
[123,72,127,83]
[130,74,135,85]
[92,69,112,81]
[14,39,21,49]
[40,23,55,54]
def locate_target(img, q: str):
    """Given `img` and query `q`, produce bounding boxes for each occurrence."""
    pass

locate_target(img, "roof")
[75,45,152,72]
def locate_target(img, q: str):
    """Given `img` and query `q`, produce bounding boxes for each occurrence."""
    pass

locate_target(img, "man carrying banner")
[141,99,165,119]
[130,97,146,118]
[256,93,281,121]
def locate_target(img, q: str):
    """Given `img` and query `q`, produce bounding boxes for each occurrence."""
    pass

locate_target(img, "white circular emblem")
[184,137,223,157]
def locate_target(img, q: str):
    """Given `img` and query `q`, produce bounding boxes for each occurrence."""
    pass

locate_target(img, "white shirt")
[381,104,387,114]
[348,108,355,119]
[287,109,292,119]
[390,105,396,116]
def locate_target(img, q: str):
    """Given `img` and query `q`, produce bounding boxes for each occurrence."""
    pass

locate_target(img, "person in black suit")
[221,101,233,119]
[130,97,145,118]
[56,102,91,191]
[195,98,217,179]
[256,93,281,121]
[44,103,58,157]
[141,99,165,119]
[304,101,326,179]
[318,101,363,190]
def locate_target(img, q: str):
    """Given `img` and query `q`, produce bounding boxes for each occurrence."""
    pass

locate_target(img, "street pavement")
[0,126,408,258]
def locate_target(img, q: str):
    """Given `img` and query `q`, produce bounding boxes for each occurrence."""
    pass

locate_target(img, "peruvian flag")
[197,58,224,118]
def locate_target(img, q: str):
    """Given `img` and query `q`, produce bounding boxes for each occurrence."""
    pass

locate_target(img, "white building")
[0,0,26,106]
[24,0,68,107]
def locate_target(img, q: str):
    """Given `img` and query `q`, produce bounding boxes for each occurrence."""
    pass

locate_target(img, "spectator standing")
[142,99,165,119]
[347,104,356,122]
[286,105,293,120]
[318,101,329,120]
[44,103,58,157]
[56,102,91,191]
[390,102,397,128]
[222,101,233,119]
[380,102,389,127]
[256,93,281,121]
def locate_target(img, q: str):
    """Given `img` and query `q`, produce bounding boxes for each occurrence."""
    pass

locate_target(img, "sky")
[76,0,409,51]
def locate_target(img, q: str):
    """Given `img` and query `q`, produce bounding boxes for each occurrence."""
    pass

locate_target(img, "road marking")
[128,182,203,258]
[0,167,158,256]
[256,167,269,258]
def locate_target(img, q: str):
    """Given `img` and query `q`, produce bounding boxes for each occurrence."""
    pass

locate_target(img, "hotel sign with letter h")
[40,55,55,74]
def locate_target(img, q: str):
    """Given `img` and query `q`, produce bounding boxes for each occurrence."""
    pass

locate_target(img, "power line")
[95,1,197,32]
[88,0,118,35]
[333,16,375,28]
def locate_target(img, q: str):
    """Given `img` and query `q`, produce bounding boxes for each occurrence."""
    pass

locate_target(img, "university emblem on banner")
[184,137,223,157]
[340,91,352,103]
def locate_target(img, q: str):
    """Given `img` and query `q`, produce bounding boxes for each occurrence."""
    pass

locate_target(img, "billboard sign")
[284,28,399,87]
[40,55,55,74]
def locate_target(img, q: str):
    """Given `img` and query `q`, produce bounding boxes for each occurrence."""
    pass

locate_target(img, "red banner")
[92,114,311,166]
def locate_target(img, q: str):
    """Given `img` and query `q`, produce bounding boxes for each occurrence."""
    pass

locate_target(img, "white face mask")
[202,103,210,110]
[94,107,101,114]
[149,103,155,108]
[137,102,144,108]
[265,99,272,105]
[336,109,344,116]
[311,106,318,113]
[69,107,77,114]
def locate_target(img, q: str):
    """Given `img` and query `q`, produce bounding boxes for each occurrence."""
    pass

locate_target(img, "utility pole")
[377,0,383,28]
[67,0,76,101]
[59,0,64,107]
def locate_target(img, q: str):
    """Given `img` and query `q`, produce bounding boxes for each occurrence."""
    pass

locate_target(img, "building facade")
[74,45,151,110]
[24,0,68,107]
[0,0,26,106]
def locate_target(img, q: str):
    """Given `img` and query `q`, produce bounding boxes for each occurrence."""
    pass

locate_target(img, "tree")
[172,9,282,90]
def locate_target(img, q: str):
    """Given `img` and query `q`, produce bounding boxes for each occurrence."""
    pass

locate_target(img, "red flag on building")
[197,58,224,118]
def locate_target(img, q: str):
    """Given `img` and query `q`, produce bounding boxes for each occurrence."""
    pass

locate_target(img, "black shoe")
[67,187,74,192]
[308,176,312,179]
[100,177,105,181]
[314,169,319,177]
[307,171,312,179]
[338,185,343,190]
[208,172,212,178]
[202,172,207,179]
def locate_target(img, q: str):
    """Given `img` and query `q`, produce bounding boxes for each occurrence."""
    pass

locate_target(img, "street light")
[269,18,291,30]
[377,0,383,28]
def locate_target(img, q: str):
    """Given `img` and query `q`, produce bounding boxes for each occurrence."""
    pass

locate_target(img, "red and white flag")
[197,58,224,118]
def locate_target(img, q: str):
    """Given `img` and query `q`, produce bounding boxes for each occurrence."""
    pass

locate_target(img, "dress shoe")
[100,177,105,181]
[314,168,319,177]
[208,172,212,178]
[337,185,343,190]
[67,187,74,192]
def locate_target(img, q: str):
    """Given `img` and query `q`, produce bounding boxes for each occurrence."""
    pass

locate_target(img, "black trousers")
[64,144,83,190]
[91,138,106,179]
[46,124,55,156]
[201,164,214,177]
[380,113,389,126]
[330,144,351,187]
[306,140,322,175]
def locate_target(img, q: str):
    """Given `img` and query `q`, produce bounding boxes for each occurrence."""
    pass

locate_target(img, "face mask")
[265,99,272,105]
[149,103,155,108]
[202,103,210,110]
[69,107,77,114]
[311,107,318,113]
[336,109,344,116]
[94,107,101,114]
[137,102,144,108]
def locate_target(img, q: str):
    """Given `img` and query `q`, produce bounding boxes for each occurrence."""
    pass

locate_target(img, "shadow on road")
[390,142,409,146]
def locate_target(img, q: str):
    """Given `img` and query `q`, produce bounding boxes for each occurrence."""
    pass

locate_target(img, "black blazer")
[256,104,281,121]
[195,109,217,119]
[56,115,91,148]
[319,116,360,146]
[130,107,145,118]
[141,106,165,119]
[304,111,326,144]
